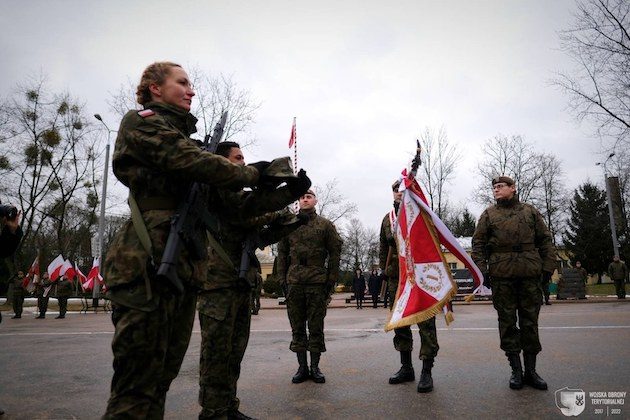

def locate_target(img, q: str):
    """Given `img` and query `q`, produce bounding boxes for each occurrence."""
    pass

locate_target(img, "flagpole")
[290,117,299,212]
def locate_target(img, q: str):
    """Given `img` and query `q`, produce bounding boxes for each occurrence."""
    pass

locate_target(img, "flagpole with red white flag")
[288,117,299,212]
[384,142,484,331]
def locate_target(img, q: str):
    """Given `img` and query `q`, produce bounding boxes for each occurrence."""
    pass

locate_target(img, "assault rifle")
[156,111,228,294]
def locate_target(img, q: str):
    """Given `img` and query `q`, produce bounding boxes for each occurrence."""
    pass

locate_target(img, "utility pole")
[93,114,113,308]
[596,153,620,259]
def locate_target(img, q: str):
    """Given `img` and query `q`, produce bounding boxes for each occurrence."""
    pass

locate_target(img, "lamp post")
[596,153,620,259]
[93,114,113,308]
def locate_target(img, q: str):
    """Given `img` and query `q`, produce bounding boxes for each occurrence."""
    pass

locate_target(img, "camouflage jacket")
[379,210,399,281]
[607,261,628,281]
[34,277,52,297]
[202,186,300,291]
[471,196,556,278]
[104,102,259,308]
[276,210,342,285]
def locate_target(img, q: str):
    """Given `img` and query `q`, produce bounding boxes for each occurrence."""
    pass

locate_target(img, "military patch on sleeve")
[138,109,155,118]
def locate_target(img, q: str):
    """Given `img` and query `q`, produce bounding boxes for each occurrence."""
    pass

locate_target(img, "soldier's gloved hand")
[286,169,312,197]
[483,272,492,289]
[248,161,271,180]
[542,271,552,284]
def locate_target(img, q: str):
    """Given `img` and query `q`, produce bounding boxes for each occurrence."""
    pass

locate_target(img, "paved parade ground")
[1,298,629,419]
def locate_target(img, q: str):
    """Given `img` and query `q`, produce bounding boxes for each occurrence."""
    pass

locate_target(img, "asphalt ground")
[0,298,628,420]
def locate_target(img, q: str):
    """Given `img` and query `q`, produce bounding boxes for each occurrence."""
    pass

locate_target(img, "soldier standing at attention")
[54,274,73,319]
[197,142,311,420]
[380,180,438,393]
[11,270,25,319]
[607,255,628,299]
[34,272,51,319]
[277,190,342,384]
[472,176,556,391]
[102,62,269,419]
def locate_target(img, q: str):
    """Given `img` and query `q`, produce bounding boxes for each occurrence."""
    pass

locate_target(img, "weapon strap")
[128,194,153,301]
[206,231,236,271]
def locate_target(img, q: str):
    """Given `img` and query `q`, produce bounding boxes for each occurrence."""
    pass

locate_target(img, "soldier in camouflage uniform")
[11,270,25,318]
[472,175,556,391]
[34,272,51,319]
[379,180,438,393]
[102,62,270,419]
[198,141,311,420]
[54,274,73,319]
[277,189,342,384]
[607,255,628,299]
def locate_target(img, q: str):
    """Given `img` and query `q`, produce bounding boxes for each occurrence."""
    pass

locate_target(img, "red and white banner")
[47,254,66,281]
[76,265,87,288]
[288,117,296,149]
[63,259,76,280]
[404,176,486,298]
[385,174,456,331]
[23,255,40,291]
[82,257,103,292]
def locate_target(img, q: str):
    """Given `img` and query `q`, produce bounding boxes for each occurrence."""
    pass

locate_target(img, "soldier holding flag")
[380,180,439,393]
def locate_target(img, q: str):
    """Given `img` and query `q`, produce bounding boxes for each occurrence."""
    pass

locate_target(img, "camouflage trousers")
[388,278,439,359]
[57,297,68,317]
[613,279,626,299]
[103,288,197,419]
[12,291,24,316]
[393,318,439,359]
[198,287,252,419]
[491,277,542,355]
[286,283,328,353]
[37,296,49,316]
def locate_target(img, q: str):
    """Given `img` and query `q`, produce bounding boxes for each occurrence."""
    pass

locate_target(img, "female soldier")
[103,62,268,419]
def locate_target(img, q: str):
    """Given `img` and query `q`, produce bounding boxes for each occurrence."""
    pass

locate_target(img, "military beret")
[305,189,316,197]
[392,180,401,191]
[492,175,515,186]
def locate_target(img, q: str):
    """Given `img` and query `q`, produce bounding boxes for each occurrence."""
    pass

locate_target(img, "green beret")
[492,175,515,186]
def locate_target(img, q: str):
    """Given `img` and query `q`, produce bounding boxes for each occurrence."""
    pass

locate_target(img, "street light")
[93,114,114,308]
[596,152,620,259]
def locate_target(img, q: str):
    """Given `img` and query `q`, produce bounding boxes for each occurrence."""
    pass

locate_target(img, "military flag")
[385,171,457,331]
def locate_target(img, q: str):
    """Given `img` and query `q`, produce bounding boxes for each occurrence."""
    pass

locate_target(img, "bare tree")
[0,76,100,259]
[553,0,630,148]
[314,178,357,224]
[340,218,378,272]
[474,134,542,205]
[531,154,569,244]
[417,126,461,219]
[108,66,261,145]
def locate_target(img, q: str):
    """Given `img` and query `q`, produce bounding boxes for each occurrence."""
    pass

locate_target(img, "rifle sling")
[206,231,236,271]
[128,194,153,301]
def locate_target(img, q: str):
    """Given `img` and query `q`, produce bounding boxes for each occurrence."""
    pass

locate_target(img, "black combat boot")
[523,353,548,390]
[292,351,310,383]
[228,410,256,420]
[417,358,434,393]
[507,352,523,390]
[389,351,415,384]
[310,352,326,383]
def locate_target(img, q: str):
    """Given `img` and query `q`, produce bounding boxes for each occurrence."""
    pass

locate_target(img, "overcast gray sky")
[0,0,606,232]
